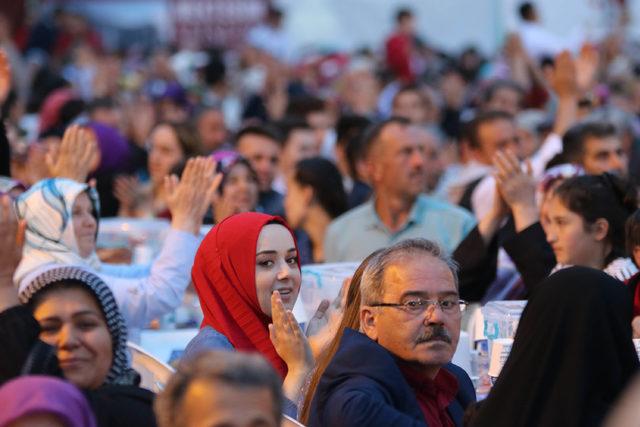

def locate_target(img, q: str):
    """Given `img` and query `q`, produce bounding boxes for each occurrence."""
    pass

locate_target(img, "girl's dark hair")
[293,157,348,219]
[554,173,638,260]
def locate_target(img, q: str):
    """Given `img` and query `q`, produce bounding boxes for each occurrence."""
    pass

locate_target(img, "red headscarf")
[191,212,300,378]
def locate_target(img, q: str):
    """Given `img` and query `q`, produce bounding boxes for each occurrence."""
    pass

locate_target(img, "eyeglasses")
[368,298,468,316]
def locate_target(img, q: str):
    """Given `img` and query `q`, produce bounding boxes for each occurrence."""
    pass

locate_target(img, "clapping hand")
[165,157,222,235]
[0,49,10,106]
[269,290,313,371]
[269,290,314,402]
[493,150,539,232]
[0,195,25,310]
[46,125,100,182]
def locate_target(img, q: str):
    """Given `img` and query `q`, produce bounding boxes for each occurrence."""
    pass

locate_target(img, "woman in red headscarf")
[184,212,313,410]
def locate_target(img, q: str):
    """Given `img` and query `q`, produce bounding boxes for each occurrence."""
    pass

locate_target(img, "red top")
[399,362,459,427]
[625,272,640,317]
[385,32,414,83]
[191,212,300,378]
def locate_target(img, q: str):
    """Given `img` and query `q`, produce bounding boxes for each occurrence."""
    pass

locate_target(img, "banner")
[169,0,269,49]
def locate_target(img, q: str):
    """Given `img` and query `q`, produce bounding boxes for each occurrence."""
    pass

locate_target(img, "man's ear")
[365,157,382,184]
[360,307,378,341]
[592,218,610,242]
[302,184,314,206]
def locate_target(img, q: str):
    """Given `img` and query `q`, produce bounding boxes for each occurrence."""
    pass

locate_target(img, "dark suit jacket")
[308,328,476,427]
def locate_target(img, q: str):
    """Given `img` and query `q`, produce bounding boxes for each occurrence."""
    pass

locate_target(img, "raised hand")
[493,150,539,232]
[0,49,10,106]
[269,290,313,402]
[549,50,578,100]
[575,43,599,93]
[303,299,331,339]
[269,291,313,370]
[46,125,100,182]
[165,157,222,235]
[0,195,25,311]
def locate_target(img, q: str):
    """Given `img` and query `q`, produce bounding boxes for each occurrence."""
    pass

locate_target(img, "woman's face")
[220,163,259,215]
[254,224,301,317]
[33,287,113,389]
[283,177,312,229]
[72,192,98,258]
[545,195,605,267]
[148,124,185,185]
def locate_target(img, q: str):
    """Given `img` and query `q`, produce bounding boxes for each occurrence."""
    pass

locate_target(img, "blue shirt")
[324,194,476,262]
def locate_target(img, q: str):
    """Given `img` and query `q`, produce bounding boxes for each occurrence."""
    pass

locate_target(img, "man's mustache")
[417,325,452,344]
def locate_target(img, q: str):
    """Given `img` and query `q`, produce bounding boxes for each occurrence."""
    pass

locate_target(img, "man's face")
[197,110,227,152]
[180,379,278,427]
[581,136,627,176]
[307,110,335,150]
[369,123,426,199]
[237,134,281,192]
[392,90,427,125]
[411,127,443,192]
[360,254,461,377]
[485,87,522,116]
[282,128,318,176]
[399,15,416,34]
[474,118,519,165]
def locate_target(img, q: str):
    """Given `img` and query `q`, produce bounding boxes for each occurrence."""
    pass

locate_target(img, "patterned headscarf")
[13,178,102,288]
[21,265,139,386]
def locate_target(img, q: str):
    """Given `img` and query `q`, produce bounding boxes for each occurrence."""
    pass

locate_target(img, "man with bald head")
[325,117,475,262]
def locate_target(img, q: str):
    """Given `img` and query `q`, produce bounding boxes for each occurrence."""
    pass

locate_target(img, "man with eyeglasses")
[308,239,475,427]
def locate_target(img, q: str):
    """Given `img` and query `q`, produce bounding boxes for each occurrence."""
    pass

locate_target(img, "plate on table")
[98,218,171,263]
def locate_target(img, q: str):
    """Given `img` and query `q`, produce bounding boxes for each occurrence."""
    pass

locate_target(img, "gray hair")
[154,351,283,427]
[360,239,459,305]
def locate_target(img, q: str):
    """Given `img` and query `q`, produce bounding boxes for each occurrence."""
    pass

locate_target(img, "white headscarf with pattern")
[13,178,102,288]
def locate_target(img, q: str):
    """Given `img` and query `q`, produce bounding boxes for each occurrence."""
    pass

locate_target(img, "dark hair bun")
[600,173,638,214]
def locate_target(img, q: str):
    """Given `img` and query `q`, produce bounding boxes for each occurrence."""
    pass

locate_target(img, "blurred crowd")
[2,1,640,426]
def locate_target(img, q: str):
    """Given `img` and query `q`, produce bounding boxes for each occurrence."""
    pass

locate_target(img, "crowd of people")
[2,1,640,426]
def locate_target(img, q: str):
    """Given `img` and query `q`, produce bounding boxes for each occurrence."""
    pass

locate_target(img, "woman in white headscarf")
[13,158,220,336]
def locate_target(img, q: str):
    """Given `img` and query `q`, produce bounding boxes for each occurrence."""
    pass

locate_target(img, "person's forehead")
[34,287,102,317]
[288,128,316,144]
[584,135,621,154]
[381,254,456,297]
[256,224,295,252]
[238,135,280,154]
[478,119,516,144]
[548,195,577,217]
[396,90,422,104]
[493,86,521,100]
[379,123,416,148]
[410,127,436,145]
[182,380,276,426]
